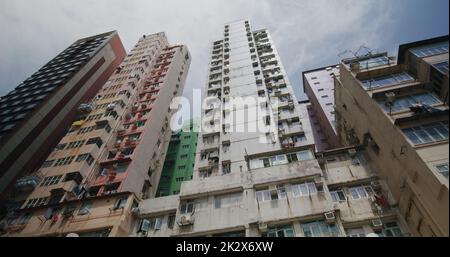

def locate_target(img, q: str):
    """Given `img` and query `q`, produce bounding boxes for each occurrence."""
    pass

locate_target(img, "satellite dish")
[66,233,79,237]
[366,233,379,237]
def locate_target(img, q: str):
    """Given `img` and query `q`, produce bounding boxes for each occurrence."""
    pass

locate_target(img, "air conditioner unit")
[179,215,194,226]
[106,104,116,111]
[371,218,383,231]
[348,149,357,157]
[258,222,268,233]
[324,211,336,224]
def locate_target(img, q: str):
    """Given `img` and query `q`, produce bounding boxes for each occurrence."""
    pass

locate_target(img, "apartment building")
[0,32,191,237]
[156,120,198,197]
[334,35,448,236]
[0,31,126,205]
[129,20,408,238]
[302,65,341,152]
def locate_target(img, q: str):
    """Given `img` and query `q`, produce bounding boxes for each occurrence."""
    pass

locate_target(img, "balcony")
[14,172,43,192]
[202,137,220,150]
[89,169,127,189]
[208,82,222,91]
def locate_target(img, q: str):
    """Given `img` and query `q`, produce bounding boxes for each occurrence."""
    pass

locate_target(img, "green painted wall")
[156,120,198,196]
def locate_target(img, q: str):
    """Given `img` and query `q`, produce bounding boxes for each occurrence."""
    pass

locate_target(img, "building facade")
[334,36,448,236]
[156,120,198,197]
[0,31,126,205]
[0,32,191,237]
[302,65,341,152]
[130,20,408,238]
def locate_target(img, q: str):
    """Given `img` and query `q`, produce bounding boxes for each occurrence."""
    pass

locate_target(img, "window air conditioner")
[371,218,383,231]
[179,215,194,226]
[348,149,357,157]
[324,211,336,224]
[258,222,268,233]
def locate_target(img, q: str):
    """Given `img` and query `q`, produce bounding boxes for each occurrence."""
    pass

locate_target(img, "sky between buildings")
[0,0,448,115]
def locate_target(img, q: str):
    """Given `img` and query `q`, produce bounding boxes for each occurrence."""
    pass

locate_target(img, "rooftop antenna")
[355,44,374,57]
[337,44,375,59]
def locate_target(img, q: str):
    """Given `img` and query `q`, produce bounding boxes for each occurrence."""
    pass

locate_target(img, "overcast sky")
[0,0,448,106]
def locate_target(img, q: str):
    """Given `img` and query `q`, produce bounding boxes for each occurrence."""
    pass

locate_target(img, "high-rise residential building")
[0,31,126,204]
[302,65,341,152]
[334,35,448,236]
[0,32,191,237]
[130,20,409,238]
[156,120,198,197]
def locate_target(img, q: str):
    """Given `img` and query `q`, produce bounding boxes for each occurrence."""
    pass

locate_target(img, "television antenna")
[338,44,376,59]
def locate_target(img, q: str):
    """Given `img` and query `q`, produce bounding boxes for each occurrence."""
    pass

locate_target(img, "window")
[250,150,312,169]
[75,153,94,165]
[137,218,150,233]
[54,156,75,166]
[330,190,346,202]
[86,137,103,148]
[40,175,63,186]
[256,190,272,202]
[199,169,212,178]
[301,221,340,237]
[113,197,128,210]
[150,217,163,230]
[214,192,242,208]
[78,229,110,237]
[42,160,55,168]
[180,154,188,159]
[349,186,373,200]
[409,41,449,58]
[54,143,67,151]
[297,150,313,161]
[436,163,449,179]
[361,71,414,90]
[291,182,317,197]
[346,228,366,237]
[78,202,92,215]
[433,60,449,75]
[402,121,448,145]
[175,177,184,182]
[376,92,440,113]
[222,162,231,174]
[167,213,176,229]
[180,201,194,214]
[358,55,389,69]
[18,212,32,225]
[267,225,295,237]
[178,165,186,170]
[182,144,189,149]
[25,197,48,208]
[375,222,403,237]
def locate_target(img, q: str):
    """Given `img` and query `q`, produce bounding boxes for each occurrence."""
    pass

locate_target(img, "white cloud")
[0,0,419,108]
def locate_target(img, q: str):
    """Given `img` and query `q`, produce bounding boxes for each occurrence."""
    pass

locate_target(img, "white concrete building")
[131,20,409,237]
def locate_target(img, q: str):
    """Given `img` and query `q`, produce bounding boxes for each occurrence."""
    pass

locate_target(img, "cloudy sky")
[0,0,448,105]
